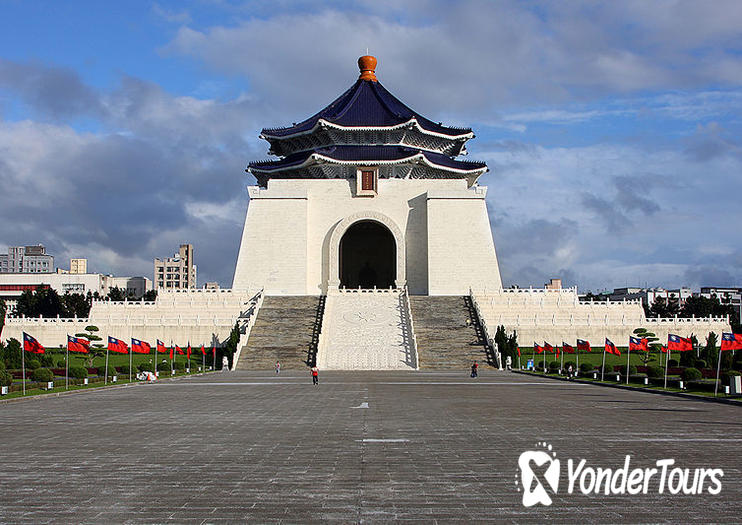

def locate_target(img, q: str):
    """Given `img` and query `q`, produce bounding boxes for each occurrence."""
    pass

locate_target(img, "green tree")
[1,338,22,369]
[106,287,127,301]
[74,325,105,367]
[222,322,241,369]
[142,289,158,302]
[15,286,65,318]
[646,296,680,318]
[0,297,6,339]
[61,292,92,317]
[494,325,518,367]
[703,332,719,369]
[632,328,660,366]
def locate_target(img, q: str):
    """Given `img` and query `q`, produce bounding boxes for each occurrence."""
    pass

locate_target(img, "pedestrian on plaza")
[567,364,574,380]
[222,355,229,372]
[506,355,512,371]
[471,361,478,378]
[311,365,319,386]
[275,361,281,375]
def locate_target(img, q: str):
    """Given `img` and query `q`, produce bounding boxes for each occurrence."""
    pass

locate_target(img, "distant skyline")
[1,1,741,291]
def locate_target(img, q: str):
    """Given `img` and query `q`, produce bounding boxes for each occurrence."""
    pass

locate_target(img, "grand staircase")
[409,296,493,369]
[234,296,323,370]
[316,290,417,370]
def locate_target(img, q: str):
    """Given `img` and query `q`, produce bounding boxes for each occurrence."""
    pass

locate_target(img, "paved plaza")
[1,371,740,523]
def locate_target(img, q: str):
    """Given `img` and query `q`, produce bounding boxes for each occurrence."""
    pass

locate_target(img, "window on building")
[356,167,378,196]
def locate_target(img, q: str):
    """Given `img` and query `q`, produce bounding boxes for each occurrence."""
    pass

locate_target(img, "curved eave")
[248,152,487,176]
[261,118,474,142]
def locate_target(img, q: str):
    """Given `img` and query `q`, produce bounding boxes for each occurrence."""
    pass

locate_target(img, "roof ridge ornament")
[358,55,378,82]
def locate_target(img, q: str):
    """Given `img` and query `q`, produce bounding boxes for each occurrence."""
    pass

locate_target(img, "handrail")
[401,285,419,370]
[231,288,264,370]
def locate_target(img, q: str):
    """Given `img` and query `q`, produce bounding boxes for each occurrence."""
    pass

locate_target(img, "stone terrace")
[0,371,740,522]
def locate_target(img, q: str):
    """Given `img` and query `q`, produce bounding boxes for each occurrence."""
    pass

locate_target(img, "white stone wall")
[232,178,502,296]
[1,289,259,349]
[472,289,731,348]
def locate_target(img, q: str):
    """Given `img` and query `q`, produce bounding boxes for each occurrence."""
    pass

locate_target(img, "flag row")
[23,332,219,358]
[525,332,742,357]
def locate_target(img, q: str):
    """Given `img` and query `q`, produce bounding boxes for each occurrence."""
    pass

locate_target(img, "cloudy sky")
[1,0,740,292]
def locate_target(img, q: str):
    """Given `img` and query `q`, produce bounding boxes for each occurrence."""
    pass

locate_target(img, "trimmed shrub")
[0,360,5,371]
[26,359,41,370]
[32,368,54,382]
[721,370,741,385]
[156,361,171,372]
[602,362,613,372]
[623,365,638,376]
[102,365,117,377]
[681,367,702,381]
[56,360,66,368]
[668,359,679,368]
[548,361,560,372]
[137,362,153,373]
[647,365,664,378]
[537,360,546,370]
[173,361,186,371]
[579,363,594,373]
[0,369,12,387]
[695,359,707,369]
[69,366,88,379]
[39,354,54,367]
[119,365,132,375]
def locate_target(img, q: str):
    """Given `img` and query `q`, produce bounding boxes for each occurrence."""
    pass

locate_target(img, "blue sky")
[0,0,741,291]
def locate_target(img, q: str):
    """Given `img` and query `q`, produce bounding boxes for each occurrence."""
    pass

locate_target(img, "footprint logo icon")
[517,442,560,507]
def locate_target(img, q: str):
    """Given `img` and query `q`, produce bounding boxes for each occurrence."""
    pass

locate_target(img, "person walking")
[222,355,229,372]
[311,365,319,386]
[470,361,478,378]
[275,361,281,375]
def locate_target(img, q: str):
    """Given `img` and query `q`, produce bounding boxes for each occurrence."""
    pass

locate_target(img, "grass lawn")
[517,349,669,369]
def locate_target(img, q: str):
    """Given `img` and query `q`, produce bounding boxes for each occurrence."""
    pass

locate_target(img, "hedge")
[32,368,54,382]
[26,359,41,370]
[0,369,12,387]
[137,362,154,372]
[681,368,702,381]
[579,363,594,373]
[69,366,88,379]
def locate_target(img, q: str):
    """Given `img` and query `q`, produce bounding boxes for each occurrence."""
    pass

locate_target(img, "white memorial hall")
[4,57,730,370]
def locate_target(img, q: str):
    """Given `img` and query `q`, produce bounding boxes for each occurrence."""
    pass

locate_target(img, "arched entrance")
[339,221,396,288]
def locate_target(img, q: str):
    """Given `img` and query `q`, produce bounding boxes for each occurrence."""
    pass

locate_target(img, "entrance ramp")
[317,289,418,370]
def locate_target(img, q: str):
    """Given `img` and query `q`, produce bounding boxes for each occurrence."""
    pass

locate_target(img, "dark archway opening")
[339,220,396,289]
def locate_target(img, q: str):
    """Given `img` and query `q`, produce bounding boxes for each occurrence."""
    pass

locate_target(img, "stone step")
[409,296,492,369]
[234,296,323,370]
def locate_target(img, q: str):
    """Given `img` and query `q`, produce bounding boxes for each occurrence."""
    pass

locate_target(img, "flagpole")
[714,346,722,397]
[202,347,205,373]
[626,345,631,385]
[576,346,580,377]
[664,347,670,390]
[170,339,174,375]
[105,344,109,385]
[601,345,606,382]
[560,347,564,374]
[22,340,26,396]
[531,347,534,371]
[66,339,69,390]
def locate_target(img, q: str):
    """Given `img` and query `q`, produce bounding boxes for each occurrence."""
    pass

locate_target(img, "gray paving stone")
[0,370,740,522]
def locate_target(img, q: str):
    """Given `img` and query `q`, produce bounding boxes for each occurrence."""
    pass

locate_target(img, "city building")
[70,258,87,274]
[0,273,152,312]
[154,244,197,290]
[608,287,693,308]
[0,245,54,273]
[700,287,742,322]
[544,279,562,290]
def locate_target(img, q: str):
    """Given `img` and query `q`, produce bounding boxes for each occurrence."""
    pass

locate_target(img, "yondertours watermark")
[516,442,724,507]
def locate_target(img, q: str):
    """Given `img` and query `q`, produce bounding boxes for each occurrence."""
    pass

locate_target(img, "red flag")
[187,343,191,360]
[534,343,543,354]
[660,344,668,353]
[108,336,128,354]
[577,339,591,352]
[544,342,554,354]
[562,342,575,354]
[668,334,692,352]
[131,338,151,354]
[605,338,619,356]
[517,346,521,356]
[157,340,167,353]
[23,332,45,354]
[169,346,174,359]
[201,344,207,356]
[175,345,184,355]
[720,333,741,351]
[629,337,649,352]
[67,335,90,353]
[735,333,742,349]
